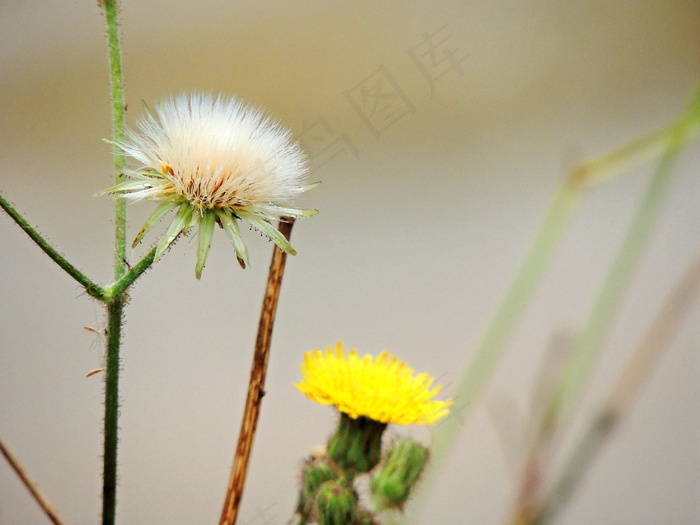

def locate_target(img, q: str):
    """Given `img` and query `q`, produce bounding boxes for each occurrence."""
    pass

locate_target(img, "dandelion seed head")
[98,91,317,277]
[119,92,308,214]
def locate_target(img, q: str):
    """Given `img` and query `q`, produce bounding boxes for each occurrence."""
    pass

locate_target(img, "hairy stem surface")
[102,298,124,525]
[0,193,104,299]
[101,2,128,524]
[102,0,128,280]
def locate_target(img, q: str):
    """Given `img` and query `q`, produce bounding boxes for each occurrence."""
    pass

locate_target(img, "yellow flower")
[97,92,317,278]
[296,342,452,425]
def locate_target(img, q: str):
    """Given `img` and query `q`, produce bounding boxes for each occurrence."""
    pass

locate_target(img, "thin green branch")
[102,0,128,281]
[105,247,157,299]
[0,193,106,300]
[102,297,124,525]
[571,100,700,187]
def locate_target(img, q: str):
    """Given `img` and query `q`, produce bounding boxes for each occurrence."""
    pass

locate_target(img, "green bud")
[316,480,357,525]
[296,454,337,518]
[328,413,387,473]
[370,438,429,510]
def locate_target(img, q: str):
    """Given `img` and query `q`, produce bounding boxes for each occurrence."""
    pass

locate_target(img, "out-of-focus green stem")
[411,81,700,522]
[529,251,700,525]
[427,180,582,465]
[572,100,700,187]
[550,85,700,423]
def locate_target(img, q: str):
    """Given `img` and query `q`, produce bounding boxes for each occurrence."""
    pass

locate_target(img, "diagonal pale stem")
[0,438,67,525]
[527,252,700,525]
[547,92,699,424]
[410,80,700,522]
[425,180,582,479]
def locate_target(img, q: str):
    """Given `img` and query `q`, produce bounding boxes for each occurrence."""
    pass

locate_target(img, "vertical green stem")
[103,0,128,280]
[101,2,127,524]
[102,298,124,525]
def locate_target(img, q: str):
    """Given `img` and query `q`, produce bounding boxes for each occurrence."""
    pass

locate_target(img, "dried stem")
[219,219,296,525]
[528,251,700,525]
[0,438,67,525]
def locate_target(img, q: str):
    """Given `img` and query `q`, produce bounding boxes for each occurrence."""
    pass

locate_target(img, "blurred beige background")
[1,1,699,524]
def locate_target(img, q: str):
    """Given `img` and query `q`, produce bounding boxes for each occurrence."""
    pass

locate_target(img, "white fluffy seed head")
[119,92,309,213]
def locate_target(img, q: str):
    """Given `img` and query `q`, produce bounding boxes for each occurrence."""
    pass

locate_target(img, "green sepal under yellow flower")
[328,413,387,473]
[295,342,452,425]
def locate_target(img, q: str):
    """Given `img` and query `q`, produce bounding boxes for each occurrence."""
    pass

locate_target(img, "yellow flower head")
[296,342,452,425]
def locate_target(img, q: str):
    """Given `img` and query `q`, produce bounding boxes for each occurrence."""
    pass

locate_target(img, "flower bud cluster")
[293,422,429,524]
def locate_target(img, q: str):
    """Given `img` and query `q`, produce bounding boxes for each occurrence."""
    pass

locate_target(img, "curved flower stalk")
[293,342,451,524]
[98,92,318,278]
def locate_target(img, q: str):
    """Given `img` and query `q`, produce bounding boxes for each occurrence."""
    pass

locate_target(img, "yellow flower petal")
[295,342,452,425]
